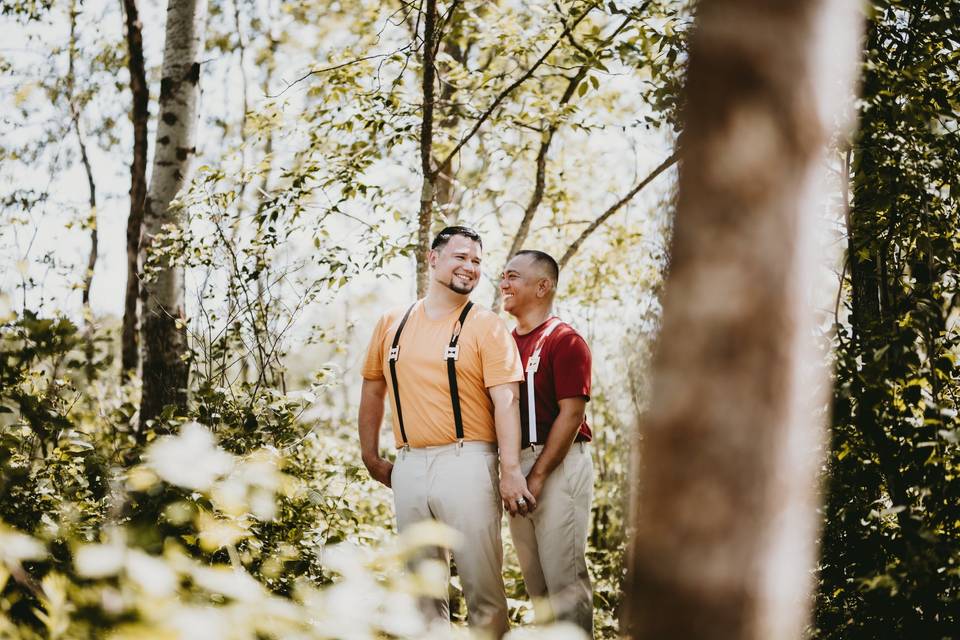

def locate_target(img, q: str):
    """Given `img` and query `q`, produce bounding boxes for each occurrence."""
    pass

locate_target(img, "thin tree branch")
[434,3,597,175]
[503,14,633,263]
[559,150,678,269]
[267,45,415,98]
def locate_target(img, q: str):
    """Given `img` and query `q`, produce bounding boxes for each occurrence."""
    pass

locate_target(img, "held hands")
[500,466,536,517]
[525,470,546,504]
[363,454,394,488]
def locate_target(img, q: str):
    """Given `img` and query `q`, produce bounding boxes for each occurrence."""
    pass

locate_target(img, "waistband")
[398,441,498,457]
[521,441,590,456]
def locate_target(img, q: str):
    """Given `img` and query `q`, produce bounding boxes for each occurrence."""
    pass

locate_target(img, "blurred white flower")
[146,423,234,491]
[189,565,264,603]
[196,513,249,552]
[74,542,126,579]
[248,489,276,521]
[210,478,247,517]
[322,543,368,577]
[0,293,13,323]
[378,590,425,637]
[0,526,46,564]
[411,558,449,599]
[504,621,591,640]
[126,550,177,598]
[167,605,231,640]
[395,520,463,556]
[317,576,383,640]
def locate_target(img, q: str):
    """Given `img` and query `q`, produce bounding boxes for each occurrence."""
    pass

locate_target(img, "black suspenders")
[388,301,475,448]
[387,303,416,446]
[446,302,474,442]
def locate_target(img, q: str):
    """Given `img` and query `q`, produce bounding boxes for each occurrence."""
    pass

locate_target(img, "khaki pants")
[391,441,508,637]
[509,442,594,636]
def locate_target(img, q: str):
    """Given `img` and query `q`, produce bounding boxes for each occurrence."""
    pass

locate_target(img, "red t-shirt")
[513,318,592,446]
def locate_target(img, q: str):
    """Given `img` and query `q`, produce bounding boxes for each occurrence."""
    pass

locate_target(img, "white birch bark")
[139,0,207,431]
[624,0,861,638]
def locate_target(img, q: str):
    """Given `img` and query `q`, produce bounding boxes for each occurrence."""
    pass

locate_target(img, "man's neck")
[423,283,469,319]
[514,305,553,335]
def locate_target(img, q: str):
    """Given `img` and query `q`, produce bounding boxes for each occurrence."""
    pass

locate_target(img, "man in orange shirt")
[359,226,534,637]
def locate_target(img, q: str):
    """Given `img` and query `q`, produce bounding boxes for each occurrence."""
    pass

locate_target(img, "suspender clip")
[456,438,464,454]
[445,345,459,360]
[525,354,540,373]
[402,443,410,453]
[389,346,400,361]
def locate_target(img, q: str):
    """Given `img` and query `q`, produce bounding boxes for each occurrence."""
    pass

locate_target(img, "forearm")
[358,379,387,463]
[490,382,522,471]
[529,402,585,482]
[494,399,522,471]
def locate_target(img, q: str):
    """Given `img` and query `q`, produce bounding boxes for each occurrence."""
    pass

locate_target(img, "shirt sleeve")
[553,332,591,401]
[480,315,524,388]
[360,314,389,381]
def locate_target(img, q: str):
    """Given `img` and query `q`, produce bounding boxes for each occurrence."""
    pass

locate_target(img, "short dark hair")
[431,226,482,250]
[514,249,559,286]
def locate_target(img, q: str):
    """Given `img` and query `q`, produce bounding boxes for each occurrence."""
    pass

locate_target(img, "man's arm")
[526,396,587,501]
[359,377,393,487]
[489,381,536,516]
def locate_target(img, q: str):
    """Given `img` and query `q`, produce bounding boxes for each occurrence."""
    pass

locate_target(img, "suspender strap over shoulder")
[387,301,474,448]
[446,302,474,442]
[526,318,562,445]
[388,303,417,447]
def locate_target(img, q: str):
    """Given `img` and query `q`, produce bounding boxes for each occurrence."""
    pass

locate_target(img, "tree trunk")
[121,0,150,378]
[139,0,206,432]
[416,0,439,299]
[68,0,99,380]
[624,0,861,638]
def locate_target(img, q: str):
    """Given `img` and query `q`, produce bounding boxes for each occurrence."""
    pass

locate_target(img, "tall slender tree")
[624,0,860,638]
[120,0,149,378]
[139,0,207,431]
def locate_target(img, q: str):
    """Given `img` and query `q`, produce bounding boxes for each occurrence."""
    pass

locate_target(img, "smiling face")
[429,234,482,295]
[499,253,552,315]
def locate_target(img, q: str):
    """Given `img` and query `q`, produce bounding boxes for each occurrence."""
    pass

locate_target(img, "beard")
[445,276,476,294]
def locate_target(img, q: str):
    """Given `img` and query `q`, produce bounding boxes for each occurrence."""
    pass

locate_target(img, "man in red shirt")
[499,249,594,635]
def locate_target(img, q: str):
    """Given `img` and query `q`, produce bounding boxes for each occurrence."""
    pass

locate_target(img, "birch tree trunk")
[121,0,149,378]
[624,1,861,638]
[139,0,206,431]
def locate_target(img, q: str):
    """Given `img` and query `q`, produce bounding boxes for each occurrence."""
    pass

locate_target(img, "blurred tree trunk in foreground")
[624,0,860,638]
[139,0,207,432]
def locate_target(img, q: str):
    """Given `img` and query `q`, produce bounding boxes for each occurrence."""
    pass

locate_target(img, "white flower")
[74,543,126,579]
[125,550,178,598]
[395,520,463,555]
[167,605,231,640]
[146,422,234,491]
[0,526,46,564]
[505,621,591,640]
[190,565,264,603]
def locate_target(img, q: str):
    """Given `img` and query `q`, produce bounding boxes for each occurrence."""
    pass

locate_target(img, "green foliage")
[0,307,609,637]
[0,309,440,637]
[813,2,960,638]
[0,0,691,636]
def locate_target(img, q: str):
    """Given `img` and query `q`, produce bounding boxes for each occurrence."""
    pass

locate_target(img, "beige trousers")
[509,443,594,636]
[391,441,508,637]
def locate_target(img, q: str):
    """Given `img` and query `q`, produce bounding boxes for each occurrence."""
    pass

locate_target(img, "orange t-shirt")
[362,300,523,448]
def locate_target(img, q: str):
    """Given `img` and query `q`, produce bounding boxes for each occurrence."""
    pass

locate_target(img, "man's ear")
[537,279,551,297]
[428,249,438,268]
